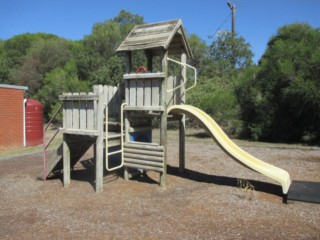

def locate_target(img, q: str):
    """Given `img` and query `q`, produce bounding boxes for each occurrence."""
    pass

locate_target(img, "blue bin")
[130,129,152,143]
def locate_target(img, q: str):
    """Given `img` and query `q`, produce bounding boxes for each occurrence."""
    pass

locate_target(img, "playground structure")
[44,19,291,196]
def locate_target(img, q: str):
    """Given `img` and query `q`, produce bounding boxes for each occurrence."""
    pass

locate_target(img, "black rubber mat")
[287,181,320,204]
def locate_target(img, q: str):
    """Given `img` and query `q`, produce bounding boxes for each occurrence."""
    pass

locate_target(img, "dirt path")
[0,136,319,239]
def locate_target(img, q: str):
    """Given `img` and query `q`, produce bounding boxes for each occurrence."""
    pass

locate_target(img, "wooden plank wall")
[60,92,98,132]
[123,142,164,172]
[127,78,161,107]
[126,77,184,108]
[99,85,120,118]
[60,85,121,133]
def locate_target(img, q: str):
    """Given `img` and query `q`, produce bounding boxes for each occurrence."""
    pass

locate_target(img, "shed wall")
[0,88,25,149]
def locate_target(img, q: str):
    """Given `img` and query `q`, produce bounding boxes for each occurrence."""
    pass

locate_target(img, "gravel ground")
[0,131,319,240]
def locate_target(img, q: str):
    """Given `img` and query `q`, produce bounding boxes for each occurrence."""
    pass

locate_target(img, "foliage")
[188,76,242,135]
[187,34,208,70]
[242,23,320,143]
[37,60,90,122]
[207,31,253,77]
[9,37,71,95]
[188,32,253,136]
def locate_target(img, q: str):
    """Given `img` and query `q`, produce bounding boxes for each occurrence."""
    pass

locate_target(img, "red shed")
[25,99,43,146]
[0,84,28,149]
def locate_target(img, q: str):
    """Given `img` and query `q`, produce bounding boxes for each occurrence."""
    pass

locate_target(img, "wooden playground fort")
[44,19,195,192]
[44,19,292,198]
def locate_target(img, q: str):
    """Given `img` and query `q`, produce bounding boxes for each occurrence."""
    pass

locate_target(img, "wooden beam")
[63,134,70,187]
[95,87,104,193]
[59,95,98,101]
[60,129,98,136]
[160,50,168,188]
[179,52,186,173]
[123,72,165,79]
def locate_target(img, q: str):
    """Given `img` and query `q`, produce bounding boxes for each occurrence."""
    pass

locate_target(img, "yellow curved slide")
[168,105,292,194]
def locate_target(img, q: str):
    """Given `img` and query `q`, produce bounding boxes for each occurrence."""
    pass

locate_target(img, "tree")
[246,23,320,143]
[187,32,254,135]
[0,40,9,84]
[37,60,90,121]
[233,66,260,139]
[2,33,57,69]
[187,34,208,70]
[79,11,145,85]
[208,31,254,77]
[114,9,144,25]
[8,36,72,95]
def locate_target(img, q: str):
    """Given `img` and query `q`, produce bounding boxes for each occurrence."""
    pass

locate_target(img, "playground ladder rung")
[124,142,164,151]
[123,152,164,163]
[124,162,163,173]
[124,158,164,168]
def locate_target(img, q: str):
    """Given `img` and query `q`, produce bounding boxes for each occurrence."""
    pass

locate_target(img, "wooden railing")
[124,72,185,111]
[59,85,121,135]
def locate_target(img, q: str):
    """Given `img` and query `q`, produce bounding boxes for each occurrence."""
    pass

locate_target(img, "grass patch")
[0,128,62,159]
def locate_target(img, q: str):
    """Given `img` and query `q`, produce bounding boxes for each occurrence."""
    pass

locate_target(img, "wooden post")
[63,134,70,187]
[63,93,71,187]
[179,52,186,173]
[124,51,132,180]
[95,86,104,193]
[160,50,168,187]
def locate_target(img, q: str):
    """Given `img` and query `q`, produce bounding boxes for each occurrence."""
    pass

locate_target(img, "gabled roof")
[116,19,193,58]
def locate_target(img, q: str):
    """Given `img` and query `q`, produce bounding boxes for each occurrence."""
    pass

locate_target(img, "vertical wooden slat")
[62,93,67,129]
[79,92,87,130]
[72,93,80,129]
[110,86,117,117]
[137,80,144,107]
[93,85,100,130]
[130,80,137,106]
[151,79,160,106]
[144,79,152,106]
[103,85,109,118]
[103,85,109,104]
[125,80,129,107]
[65,93,73,129]
[87,92,94,130]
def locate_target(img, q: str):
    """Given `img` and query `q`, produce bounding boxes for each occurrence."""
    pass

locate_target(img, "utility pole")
[227,1,236,34]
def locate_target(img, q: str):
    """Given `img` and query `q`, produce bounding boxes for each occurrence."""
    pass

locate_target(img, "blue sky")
[1,0,319,62]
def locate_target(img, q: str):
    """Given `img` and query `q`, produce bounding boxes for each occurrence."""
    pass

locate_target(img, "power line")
[237,0,319,9]
[210,12,232,38]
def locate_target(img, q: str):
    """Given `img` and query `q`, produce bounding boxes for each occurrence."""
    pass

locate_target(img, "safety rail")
[166,57,197,93]
[43,104,62,180]
[105,102,127,171]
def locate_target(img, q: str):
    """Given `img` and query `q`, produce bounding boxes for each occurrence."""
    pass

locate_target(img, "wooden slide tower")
[52,19,193,192]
